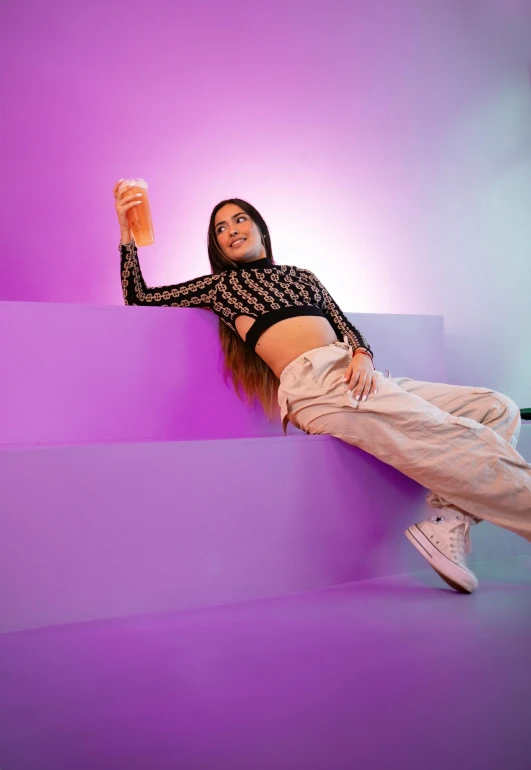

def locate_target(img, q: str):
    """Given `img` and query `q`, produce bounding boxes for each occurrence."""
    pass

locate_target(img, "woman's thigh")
[390,376,520,447]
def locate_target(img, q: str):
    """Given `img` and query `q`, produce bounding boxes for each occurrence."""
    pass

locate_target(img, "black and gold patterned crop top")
[120,240,372,355]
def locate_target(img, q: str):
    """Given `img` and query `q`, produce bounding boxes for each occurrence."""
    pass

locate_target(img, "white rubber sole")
[405,524,478,594]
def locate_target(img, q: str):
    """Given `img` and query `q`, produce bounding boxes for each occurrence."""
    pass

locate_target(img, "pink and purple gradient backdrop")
[1,0,530,403]
[1,5,531,765]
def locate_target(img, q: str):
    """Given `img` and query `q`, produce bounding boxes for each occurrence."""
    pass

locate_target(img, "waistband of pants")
[278,338,352,434]
[279,337,352,384]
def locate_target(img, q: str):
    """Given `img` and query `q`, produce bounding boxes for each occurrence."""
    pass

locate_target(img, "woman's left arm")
[306,271,377,401]
[320,282,372,354]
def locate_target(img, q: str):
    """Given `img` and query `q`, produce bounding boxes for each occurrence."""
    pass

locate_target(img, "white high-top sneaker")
[405,512,478,593]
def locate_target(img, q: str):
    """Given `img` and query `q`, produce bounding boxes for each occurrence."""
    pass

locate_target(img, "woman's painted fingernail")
[374,390,378,394]
[343,377,348,382]
[362,395,367,401]
[346,389,351,393]
[355,395,360,401]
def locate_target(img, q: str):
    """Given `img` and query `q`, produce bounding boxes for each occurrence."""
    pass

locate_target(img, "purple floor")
[1,558,530,770]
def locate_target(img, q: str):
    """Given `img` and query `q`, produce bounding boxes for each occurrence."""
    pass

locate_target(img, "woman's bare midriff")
[235,315,339,379]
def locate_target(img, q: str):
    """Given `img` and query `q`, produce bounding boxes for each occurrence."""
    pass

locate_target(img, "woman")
[114,180,531,595]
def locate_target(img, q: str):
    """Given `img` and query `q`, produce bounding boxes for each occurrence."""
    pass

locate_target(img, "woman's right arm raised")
[114,179,220,308]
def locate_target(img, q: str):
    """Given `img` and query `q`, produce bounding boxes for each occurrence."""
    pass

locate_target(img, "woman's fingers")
[116,190,143,211]
[113,179,141,232]
[113,179,135,199]
[363,372,379,400]
[113,179,125,198]
[120,192,142,205]
[352,374,367,401]
[345,365,378,401]
[121,200,143,213]
[345,366,360,392]
[360,374,373,401]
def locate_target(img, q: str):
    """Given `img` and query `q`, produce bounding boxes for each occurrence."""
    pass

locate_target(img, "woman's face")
[214,203,266,263]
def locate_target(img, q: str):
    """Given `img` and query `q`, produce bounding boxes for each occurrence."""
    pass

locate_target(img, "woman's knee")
[493,390,518,417]
[493,390,521,444]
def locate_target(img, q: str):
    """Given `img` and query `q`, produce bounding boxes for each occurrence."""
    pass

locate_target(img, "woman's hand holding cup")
[113,179,143,243]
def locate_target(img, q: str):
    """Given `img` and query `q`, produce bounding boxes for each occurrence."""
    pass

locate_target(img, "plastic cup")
[120,178,155,247]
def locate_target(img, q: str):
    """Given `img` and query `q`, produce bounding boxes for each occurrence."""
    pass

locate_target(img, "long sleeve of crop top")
[302,269,372,354]
[119,239,220,308]
[119,239,372,356]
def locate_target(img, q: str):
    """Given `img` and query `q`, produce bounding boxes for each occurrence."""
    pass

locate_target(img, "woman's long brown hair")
[207,198,279,418]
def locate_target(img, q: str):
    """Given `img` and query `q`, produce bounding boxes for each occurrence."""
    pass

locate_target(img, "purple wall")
[1,0,530,403]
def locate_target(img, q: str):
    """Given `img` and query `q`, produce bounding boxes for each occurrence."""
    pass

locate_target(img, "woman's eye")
[217,217,245,234]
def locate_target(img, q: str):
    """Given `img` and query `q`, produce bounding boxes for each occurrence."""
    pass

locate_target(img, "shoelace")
[449,519,471,555]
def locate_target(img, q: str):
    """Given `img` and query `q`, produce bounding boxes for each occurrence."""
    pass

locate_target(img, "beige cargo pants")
[278,341,530,542]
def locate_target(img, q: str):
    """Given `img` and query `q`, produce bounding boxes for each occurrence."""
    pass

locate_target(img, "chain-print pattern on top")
[226,271,267,314]
[253,271,292,308]
[119,241,372,354]
[121,240,221,307]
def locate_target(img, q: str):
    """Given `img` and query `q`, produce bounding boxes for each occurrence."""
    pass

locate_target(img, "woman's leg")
[279,346,531,543]
[388,377,524,591]
[390,377,522,515]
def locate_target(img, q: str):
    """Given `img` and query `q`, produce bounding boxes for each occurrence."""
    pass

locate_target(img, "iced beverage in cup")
[120,178,155,247]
